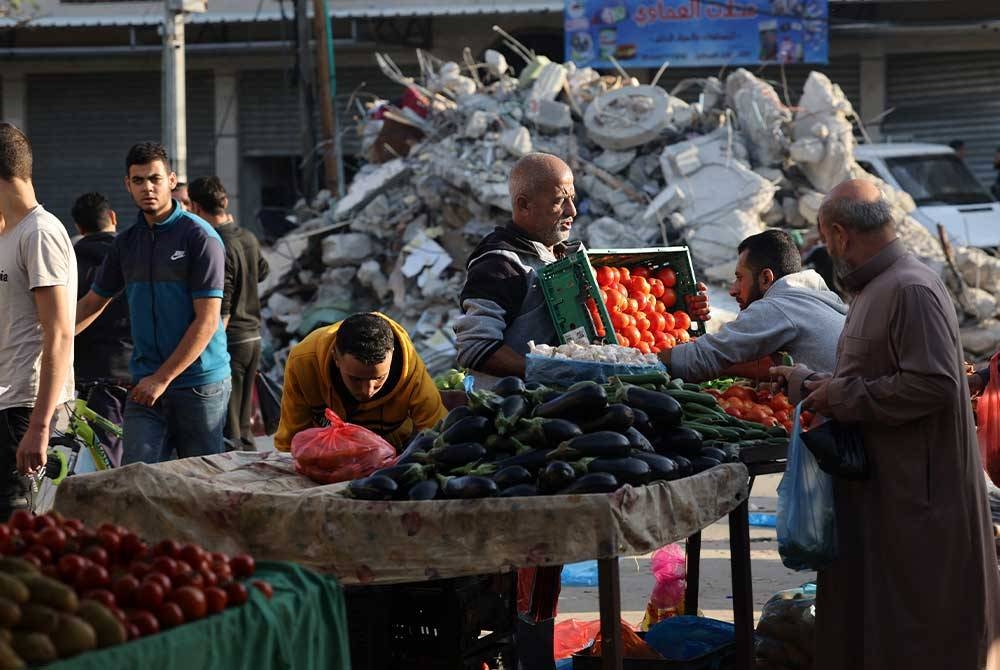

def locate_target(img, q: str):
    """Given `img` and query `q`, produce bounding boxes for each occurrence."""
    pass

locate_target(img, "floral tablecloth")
[53,451,748,585]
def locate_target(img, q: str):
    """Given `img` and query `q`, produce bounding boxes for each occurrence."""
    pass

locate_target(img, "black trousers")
[0,407,32,521]
[226,339,262,451]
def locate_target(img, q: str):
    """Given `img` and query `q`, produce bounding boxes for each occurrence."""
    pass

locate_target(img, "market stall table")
[53,451,750,670]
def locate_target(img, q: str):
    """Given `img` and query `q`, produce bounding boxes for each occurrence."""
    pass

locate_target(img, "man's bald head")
[818,179,894,234]
[508,153,572,204]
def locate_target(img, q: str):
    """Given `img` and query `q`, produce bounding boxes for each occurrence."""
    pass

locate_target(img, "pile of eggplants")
[346,376,740,501]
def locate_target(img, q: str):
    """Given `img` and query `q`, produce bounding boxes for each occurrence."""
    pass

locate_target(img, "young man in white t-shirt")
[0,123,76,519]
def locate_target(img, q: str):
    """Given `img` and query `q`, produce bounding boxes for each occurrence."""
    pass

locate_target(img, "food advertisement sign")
[564,0,828,68]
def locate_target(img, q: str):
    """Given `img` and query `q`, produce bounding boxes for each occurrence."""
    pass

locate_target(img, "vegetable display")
[529,342,660,367]
[345,372,786,501]
[0,511,271,667]
[702,385,811,435]
[593,264,694,354]
[434,368,467,391]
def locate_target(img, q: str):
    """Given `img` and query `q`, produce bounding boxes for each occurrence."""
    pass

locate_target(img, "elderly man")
[773,179,1000,670]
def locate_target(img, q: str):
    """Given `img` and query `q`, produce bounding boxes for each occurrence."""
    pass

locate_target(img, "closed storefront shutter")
[27,70,215,231]
[882,51,1000,185]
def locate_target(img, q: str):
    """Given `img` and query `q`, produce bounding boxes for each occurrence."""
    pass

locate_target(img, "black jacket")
[216,222,269,343]
[74,232,133,382]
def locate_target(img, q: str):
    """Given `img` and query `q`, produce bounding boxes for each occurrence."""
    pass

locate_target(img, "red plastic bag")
[977,352,1000,485]
[554,619,602,660]
[291,408,396,484]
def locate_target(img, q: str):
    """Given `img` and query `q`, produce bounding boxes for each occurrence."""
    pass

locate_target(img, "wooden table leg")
[729,498,755,670]
[597,557,623,670]
[684,531,701,615]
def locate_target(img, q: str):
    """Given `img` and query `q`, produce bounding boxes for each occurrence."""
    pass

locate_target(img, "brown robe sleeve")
[825,285,960,426]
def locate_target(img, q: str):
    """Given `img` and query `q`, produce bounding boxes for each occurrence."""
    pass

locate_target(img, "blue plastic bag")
[525,353,665,388]
[776,402,837,571]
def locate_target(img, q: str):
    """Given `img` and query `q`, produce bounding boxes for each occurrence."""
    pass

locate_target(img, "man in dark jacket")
[188,176,269,450]
[70,192,132,466]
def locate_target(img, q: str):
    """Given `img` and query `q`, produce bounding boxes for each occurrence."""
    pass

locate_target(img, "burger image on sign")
[614,43,637,60]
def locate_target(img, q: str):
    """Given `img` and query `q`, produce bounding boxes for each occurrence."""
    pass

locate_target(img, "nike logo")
[170,250,186,261]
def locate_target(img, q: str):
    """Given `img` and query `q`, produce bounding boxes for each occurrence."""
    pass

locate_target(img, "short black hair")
[949,140,965,151]
[126,142,170,173]
[737,229,801,279]
[71,192,112,234]
[188,176,228,216]
[0,122,32,181]
[335,313,395,366]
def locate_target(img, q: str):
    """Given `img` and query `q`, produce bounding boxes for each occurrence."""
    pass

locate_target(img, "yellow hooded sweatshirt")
[274,313,447,452]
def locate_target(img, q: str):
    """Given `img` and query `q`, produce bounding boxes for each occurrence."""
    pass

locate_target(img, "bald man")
[773,179,1000,670]
[454,153,580,380]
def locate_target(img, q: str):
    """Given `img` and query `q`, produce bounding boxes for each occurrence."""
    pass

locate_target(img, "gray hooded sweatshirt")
[669,269,848,382]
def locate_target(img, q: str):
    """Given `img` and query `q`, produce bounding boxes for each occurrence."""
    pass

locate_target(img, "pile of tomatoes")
[592,265,695,354]
[704,385,812,434]
[1,511,272,640]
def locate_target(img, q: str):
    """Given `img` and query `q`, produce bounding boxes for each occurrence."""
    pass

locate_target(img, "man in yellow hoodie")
[274,312,446,452]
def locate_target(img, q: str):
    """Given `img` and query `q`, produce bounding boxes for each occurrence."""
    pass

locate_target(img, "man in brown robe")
[773,179,1000,669]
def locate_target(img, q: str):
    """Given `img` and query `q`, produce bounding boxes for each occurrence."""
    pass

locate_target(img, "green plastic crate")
[539,246,705,346]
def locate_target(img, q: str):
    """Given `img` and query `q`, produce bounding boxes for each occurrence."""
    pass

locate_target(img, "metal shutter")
[882,51,1000,185]
[26,71,215,231]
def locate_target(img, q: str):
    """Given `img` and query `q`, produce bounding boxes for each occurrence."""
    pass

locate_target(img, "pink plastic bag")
[640,544,688,630]
[291,409,396,484]
[978,352,1000,486]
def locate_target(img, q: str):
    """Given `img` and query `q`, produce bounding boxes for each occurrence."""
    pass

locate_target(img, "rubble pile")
[258,43,997,378]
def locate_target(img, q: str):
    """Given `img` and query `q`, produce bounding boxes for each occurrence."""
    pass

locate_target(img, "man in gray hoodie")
[661,229,847,382]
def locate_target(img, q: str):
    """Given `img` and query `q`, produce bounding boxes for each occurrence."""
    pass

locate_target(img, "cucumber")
[681,422,723,439]
[664,389,719,407]
[682,383,702,392]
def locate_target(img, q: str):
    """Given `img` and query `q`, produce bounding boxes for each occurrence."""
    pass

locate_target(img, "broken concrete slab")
[725,68,790,167]
[584,85,671,151]
[321,232,375,266]
[594,148,637,174]
[643,184,686,224]
[532,99,573,131]
[334,159,410,219]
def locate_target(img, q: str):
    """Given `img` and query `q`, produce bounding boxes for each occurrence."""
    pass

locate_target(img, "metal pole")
[312,0,338,196]
[295,0,317,198]
[163,6,188,181]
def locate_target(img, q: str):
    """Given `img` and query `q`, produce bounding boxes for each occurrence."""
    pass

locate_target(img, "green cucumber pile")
[345,372,788,501]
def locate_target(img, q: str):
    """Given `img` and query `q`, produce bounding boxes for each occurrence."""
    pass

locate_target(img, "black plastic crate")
[345,573,517,670]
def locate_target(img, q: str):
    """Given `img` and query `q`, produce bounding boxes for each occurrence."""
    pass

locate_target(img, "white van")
[854,143,1000,249]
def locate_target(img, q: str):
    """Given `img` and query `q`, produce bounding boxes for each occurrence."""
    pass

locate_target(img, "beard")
[831,254,853,281]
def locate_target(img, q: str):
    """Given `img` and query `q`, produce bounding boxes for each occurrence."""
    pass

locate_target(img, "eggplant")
[672,455,693,477]
[578,404,634,433]
[525,386,563,406]
[492,465,534,489]
[532,382,608,421]
[442,475,499,499]
[538,461,577,493]
[631,452,679,481]
[495,395,529,435]
[547,431,631,461]
[492,376,527,397]
[468,389,504,419]
[560,472,620,495]
[370,463,429,489]
[623,427,654,453]
[493,447,551,472]
[407,479,440,501]
[583,457,651,485]
[699,447,728,463]
[442,406,475,431]
[656,427,704,458]
[347,475,398,500]
[690,456,722,473]
[434,415,492,447]
[612,384,682,429]
[428,442,487,467]
[394,431,437,465]
[512,418,583,448]
[500,483,539,498]
[631,408,655,438]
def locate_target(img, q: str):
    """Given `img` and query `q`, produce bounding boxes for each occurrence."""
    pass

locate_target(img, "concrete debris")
[256,43,998,380]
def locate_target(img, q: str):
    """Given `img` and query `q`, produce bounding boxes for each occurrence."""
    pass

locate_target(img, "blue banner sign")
[564,0,828,68]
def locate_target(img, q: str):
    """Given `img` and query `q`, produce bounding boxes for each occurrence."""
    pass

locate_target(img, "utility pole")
[295,0,317,198]
[163,0,206,182]
[312,0,338,196]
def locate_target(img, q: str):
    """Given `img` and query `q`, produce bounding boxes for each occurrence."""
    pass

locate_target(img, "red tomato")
[672,329,691,343]
[62,519,85,534]
[229,555,256,579]
[152,556,179,579]
[204,586,227,614]
[113,575,141,608]
[98,530,121,560]
[654,300,667,314]
[636,315,650,332]
[618,267,631,283]
[33,515,57,532]
[661,288,677,309]
[128,610,160,637]
[800,411,815,429]
[119,533,146,562]
[630,266,650,278]
[610,311,629,331]
[723,386,756,402]
[604,288,626,312]
[251,580,274,600]
[724,406,745,419]
[211,561,233,583]
[660,312,676,331]
[647,278,664,298]
[623,325,641,345]
[154,539,181,559]
[9,511,34,532]
[156,601,185,629]
[143,571,172,593]
[626,298,640,313]
[38,527,67,555]
[614,331,630,347]
[172,585,208,620]
[126,622,141,640]
[25,545,52,566]
[655,267,677,288]
[84,545,109,568]
[83,589,117,609]
[199,569,219,588]
[58,554,90,582]
[173,571,204,589]
[0,526,11,544]
[673,311,692,331]
[595,266,616,287]
[743,407,770,425]
[636,341,652,354]
[225,582,249,607]
[109,606,128,625]
[129,561,152,580]
[629,276,651,296]
[640,330,655,345]
[770,394,793,412]
[649,313,667,333]
[21,554,42,569]
[76,564,111,591]
[137,581,165,610]
[660,333,678,349]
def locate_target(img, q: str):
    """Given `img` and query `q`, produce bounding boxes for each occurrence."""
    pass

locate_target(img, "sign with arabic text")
[564,0,828,68]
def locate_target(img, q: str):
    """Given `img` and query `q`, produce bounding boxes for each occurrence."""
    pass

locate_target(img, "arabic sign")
[564,0,828,68]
